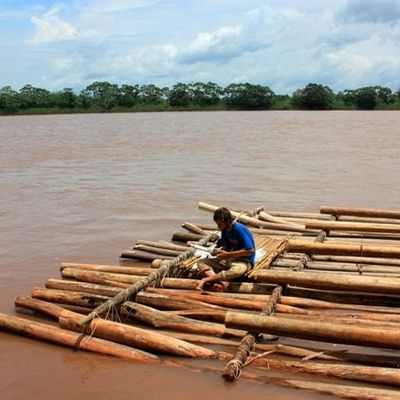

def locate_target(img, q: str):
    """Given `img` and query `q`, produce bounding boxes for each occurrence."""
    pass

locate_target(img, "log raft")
[4,202,400,400]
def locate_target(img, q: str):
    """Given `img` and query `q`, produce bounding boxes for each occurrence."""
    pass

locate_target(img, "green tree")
[354,87,377,110]
[168,82,191,107]
[0,86,21,113]
[19,84,53,108]
[292,83,334,110]
[189,82,222,106]
[224,83,274,110]
[53,88,77,108]
[139,84,164,104]
[117,84,140,107]
[81,81,119,111]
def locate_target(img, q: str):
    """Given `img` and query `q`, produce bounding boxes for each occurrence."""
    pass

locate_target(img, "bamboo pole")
[32,288,110,308]
[254,269,400,294]
[133,245,183,257]
[46,279,121,297]
[199,202,311,232]
[60,263,151,276]
[286,239,400,258]
[0,312,159,363]
[225,312,400,349]
[59,312,216,358]
[306,220,400,234]
[135,240,189,252]
[120,249,173,261]
[121,302,245,338]
[313,255,400,266]
[320,206,400,219]
[182,222,206,235]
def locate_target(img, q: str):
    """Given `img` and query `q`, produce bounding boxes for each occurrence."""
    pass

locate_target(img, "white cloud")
[78,0,158,13]
[28,7,78,45]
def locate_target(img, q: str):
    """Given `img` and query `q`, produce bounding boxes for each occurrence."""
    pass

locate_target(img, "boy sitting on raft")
[196,207,255,292]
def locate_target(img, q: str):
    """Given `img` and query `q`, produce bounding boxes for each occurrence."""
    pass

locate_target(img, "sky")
[0,0,399,94]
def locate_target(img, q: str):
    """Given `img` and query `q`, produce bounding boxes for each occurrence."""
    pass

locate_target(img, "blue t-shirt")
[220,222,256,266]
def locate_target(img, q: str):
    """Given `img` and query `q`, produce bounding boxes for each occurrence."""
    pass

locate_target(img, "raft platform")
[3,202,400,400]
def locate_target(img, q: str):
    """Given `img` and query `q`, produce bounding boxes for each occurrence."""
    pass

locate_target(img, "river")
[1,110,399,399]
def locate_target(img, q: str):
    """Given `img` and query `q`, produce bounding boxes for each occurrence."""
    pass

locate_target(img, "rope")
[243,350,275,367]
[225,359,243,380]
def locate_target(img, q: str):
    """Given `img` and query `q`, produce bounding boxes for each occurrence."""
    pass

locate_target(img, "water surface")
[1,111,399,399]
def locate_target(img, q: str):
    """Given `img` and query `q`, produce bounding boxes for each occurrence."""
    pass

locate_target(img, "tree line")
[0,81,399,114]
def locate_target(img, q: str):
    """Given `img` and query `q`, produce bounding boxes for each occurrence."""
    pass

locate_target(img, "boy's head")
[213,207,232,230]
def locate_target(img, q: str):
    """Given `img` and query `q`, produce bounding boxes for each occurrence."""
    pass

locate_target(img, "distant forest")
[1,81,399,115]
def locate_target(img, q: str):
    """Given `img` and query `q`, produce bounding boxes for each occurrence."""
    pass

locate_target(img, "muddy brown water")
[1,111,399,399]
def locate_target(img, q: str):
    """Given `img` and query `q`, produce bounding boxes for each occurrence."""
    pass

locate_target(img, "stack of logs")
[3,202,400,400]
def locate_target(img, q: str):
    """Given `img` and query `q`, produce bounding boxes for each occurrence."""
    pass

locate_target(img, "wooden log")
[182,222,206,235]
[0,312,159,363]
[133,245,183,257]
[258,211,302,227]
[136,240,189,252]
[120,249,173,261]
[121,301,245,338]
[148,287,400,314]
[168,309,226,323]
[15,296,74,319]
[171,231,204,242]
[62,268,142,285]
[32,288,110,308]
[136,291,223,311]
[306,220,400,234]
[275,259,400,274]
[253,357,400,388]
[225,312,400,349]
[254,269,400,294]
[46,279,121,297]
[313,255,400,266]
[60,263,151,276]
[286,239,400,258]
[320,206,400,220]
[60,311,216,358]
[199,202,311,232]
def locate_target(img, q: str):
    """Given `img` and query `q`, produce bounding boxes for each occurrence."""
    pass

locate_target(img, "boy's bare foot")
[212,281,229,292]
[196,278,207,292]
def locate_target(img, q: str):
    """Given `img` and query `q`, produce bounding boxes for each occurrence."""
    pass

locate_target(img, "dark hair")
[213,207,232,222]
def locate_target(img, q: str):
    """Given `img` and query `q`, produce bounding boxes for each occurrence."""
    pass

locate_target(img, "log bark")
[199,202,310,232]
[60,311,216,358]
[225,312,400,349]
[32,288,111,308]
[313,255,400,266]
[320,206,400,220]
[60,263,151,276]
[254,269,400,294]
[306,220,400,234]
[46,279,121,297]
[172,231,204,242]
[121,301,245,338]
[133,245,183,257]
[120,249,173,261]
[135,240,189,252]
[287,239,400,258]
[0,312,159,363]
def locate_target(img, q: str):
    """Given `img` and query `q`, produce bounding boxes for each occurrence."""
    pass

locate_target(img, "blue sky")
[0,0,399,94]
